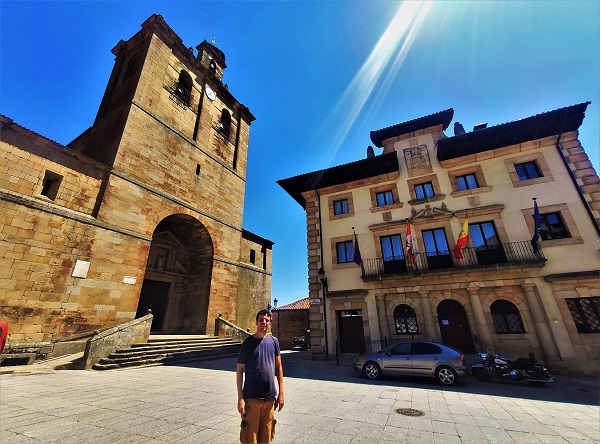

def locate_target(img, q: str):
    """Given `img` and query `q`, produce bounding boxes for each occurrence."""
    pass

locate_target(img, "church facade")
[0,15,272,351]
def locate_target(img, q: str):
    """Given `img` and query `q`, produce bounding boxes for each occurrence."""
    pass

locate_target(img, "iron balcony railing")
[170,81,192,106]
[362,240,544,278]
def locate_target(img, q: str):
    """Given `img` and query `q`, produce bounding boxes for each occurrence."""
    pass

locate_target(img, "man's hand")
[276,393,284,412]
[238,398,246,415]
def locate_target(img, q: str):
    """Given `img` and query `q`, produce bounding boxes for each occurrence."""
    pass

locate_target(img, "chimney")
[454,122,466,135]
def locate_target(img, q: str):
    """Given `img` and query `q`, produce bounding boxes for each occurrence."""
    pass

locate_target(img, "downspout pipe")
[314,187,330,360]
[554,116,600,236]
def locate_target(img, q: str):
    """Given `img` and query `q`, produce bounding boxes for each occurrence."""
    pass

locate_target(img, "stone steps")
[92,336,241,370]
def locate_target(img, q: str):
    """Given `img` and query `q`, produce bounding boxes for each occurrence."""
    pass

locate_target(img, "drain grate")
[395,408,425,417]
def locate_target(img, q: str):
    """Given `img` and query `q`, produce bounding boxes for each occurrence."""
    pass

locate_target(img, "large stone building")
[279,103,599,375]
[0,15,273,352]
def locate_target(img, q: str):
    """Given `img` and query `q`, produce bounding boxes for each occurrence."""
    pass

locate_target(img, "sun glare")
[317,1,432,165]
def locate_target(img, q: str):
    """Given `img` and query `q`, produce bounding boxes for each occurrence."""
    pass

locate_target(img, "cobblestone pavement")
[1,351,598,443]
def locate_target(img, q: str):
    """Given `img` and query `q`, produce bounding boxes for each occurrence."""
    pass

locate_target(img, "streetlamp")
[317,267,329,360]
[273,298,279,339]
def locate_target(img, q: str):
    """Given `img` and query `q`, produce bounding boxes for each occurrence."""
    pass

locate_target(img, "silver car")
[353,340,467,386]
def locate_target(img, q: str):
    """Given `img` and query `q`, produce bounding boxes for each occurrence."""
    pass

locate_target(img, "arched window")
[219,109,231,137]
[175,70,192,104]
[491,300,525,334]
[209,59,217,74]
[394,304,418,334]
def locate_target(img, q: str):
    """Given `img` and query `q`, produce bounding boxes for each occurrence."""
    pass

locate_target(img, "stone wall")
[271,309,310,350]
[0,16,273,353]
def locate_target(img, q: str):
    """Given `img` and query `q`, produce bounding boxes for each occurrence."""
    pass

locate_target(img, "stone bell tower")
[65,14,270,335]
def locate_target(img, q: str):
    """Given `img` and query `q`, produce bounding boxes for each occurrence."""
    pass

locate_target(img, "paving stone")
[0,353,597,444]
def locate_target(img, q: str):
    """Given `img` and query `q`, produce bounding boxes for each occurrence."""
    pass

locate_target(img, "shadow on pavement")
[171,350,600,407]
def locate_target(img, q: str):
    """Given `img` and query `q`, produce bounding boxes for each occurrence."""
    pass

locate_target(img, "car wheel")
[436,366,458,386]
[363,361,381,380]
[471,366,490,381]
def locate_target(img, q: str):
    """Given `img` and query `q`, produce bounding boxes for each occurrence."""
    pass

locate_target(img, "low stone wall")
[214,315,251,343]
[83,313,153,370]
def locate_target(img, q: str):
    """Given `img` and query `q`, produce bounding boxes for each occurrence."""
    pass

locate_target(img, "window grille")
[566,297,600,333]
[491,300,525,333]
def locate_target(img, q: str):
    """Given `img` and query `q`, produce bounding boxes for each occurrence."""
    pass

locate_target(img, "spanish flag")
[454,213,469,259]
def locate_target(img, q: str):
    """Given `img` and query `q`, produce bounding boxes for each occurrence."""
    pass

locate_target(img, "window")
[376,190,394,207]
[394,305,418,334]
[175,70,192,105]
[380,235,404,261]
[388,342,411,355]
[540,212,570,240]
[456,174,479,191]
[196,164,201,176]
[333,199,349,215]
[336,241,354,264]
[209,59,217,74]
[414,182,434,199]
[250,249,256,265]
[422,228,449,255]
[470,222,501,249]
[219,109,231,137]
[566,297,600,333]
[422,228,452,269]
[329,193,354,220]
[123,54,138,83]
[515,161,542,180]
[411,342,441,355]
[491,300,525,333]
[40,170,62,201]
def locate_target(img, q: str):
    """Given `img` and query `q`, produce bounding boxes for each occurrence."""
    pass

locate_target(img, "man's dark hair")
[256,309,272,322]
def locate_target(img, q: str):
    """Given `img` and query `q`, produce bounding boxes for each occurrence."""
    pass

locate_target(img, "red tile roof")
[276,298,309,310]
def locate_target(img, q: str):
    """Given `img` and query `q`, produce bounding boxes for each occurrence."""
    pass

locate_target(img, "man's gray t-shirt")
[238,335,280,399]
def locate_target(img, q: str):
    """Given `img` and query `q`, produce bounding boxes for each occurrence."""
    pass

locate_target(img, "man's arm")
[275,355,284,411]
[236,362,246,415]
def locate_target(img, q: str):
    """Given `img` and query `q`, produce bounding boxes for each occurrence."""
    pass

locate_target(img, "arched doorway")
[436,299,475,353]
[136,214,213,333]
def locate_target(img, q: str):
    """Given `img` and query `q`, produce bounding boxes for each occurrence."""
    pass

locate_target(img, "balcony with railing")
[362,240,545,278]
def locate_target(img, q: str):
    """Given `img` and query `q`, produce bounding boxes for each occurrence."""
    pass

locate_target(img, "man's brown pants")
[240,397,276,444]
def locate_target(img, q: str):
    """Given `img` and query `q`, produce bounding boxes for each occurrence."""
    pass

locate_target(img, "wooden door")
[338,310,365,354]
[437,300,475,353]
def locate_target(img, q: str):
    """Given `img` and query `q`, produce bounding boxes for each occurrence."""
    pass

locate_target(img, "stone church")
[0,15,273,350]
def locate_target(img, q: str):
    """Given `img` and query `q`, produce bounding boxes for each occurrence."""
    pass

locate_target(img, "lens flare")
[315,1,432,166]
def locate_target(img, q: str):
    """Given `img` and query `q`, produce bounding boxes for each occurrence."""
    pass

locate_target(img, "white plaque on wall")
[72,260,90,278]
[123,276,137,285]
[310,298,321,305]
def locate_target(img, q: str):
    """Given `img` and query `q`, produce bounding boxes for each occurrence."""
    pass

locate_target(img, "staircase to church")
[92,335,241,370]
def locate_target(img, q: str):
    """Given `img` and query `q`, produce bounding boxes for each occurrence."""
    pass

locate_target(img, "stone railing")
[83,311,153,370]
[214,314,251,343]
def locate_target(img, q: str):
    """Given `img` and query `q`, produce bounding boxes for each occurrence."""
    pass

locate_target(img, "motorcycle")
[471,352,555,386]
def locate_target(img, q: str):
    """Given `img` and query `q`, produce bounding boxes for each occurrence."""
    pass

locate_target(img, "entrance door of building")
[136,280,171,332]
[338,310,365,354]
[436,300,475,353]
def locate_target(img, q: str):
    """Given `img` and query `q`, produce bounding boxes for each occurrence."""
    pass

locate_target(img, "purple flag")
[353,233,362,266]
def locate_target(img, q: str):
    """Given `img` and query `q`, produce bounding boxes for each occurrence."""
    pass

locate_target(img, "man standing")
[237,309,284,444]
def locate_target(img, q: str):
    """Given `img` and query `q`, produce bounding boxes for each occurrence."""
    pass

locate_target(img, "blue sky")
[1,1,599,308]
